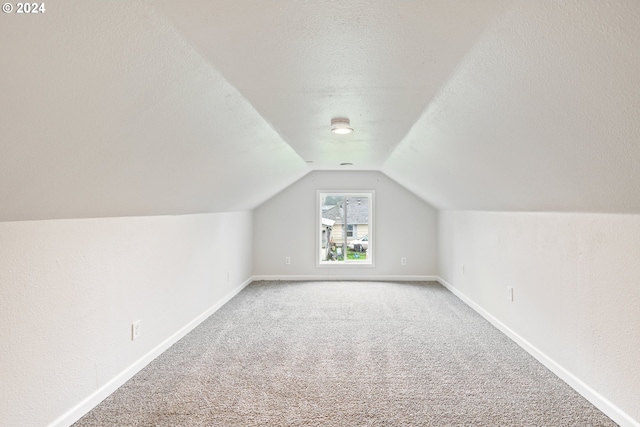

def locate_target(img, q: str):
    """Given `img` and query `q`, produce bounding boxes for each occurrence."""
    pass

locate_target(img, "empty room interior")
[1,1,639,426]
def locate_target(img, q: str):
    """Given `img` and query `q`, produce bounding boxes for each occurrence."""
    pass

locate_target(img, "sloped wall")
[253,171,437,279]
[438,210,640,426]
[384,1,640,214]
[0,1,308,222]
[0,212,253,427]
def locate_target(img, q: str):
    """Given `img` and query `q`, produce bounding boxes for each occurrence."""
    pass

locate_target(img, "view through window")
[318,191,373,265]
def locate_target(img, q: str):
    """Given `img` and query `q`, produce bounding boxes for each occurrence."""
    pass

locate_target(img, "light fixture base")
[331,118,354,134]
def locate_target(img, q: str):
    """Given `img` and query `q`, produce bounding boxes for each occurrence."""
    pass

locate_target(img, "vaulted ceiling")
[1,1,639,221]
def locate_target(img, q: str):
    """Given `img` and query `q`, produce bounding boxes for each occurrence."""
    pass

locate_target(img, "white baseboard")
[49,277,253,427]
[251,274,439,282]
[437,277,639,427]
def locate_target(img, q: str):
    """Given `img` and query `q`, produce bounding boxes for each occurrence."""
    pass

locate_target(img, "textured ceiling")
[0,1,309,220]
[154,0,508,170]
[383,0,640,212]
[1,1,639,220]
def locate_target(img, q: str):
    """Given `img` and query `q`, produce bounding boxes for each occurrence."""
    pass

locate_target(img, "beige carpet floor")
[74,280,617,426]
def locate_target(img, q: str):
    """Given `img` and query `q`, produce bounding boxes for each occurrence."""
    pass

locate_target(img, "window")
[318,191,374,266]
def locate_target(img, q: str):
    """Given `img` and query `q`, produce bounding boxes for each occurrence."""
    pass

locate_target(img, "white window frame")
[316,190,375,267]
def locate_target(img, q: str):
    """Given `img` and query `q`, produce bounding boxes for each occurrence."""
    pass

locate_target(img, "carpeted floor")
[74,280,617,426]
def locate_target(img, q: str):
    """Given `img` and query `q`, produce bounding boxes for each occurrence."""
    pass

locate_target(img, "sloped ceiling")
[1,1,639,221]
[153,0,508,170]
[384,1,640,213]
[0,1,308,220]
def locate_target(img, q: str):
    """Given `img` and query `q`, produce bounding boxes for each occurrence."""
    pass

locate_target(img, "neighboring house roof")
[321,199,369,225]
[322,205,341,222]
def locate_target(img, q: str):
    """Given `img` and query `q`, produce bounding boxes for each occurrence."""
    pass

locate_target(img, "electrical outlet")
[285,256,291,265]
[507,286,514,302]
[462,264,465,275]
[401,257,407,265]
[131,320,141,341]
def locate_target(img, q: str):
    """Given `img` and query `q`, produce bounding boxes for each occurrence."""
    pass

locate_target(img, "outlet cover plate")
[132,320,141,341]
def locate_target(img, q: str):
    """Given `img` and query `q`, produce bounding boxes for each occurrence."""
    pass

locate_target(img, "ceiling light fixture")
[331,118,353,135]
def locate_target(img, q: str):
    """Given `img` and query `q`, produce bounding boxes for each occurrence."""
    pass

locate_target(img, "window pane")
[319,192,372,265]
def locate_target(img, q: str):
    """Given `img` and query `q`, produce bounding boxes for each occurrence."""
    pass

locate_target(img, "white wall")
[438,211,640,426]
[0,211,253,427]
[253,171,437,279]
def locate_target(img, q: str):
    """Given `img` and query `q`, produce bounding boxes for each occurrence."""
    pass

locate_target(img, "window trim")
[316,190,375,268]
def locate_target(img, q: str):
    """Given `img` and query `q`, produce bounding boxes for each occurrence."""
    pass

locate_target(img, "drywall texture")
[253,171,437,278]
[0,211,253,427]
[384,0,640,213]
[438,211,640,425]
[0,1,307,221]
[154,0,508,170]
